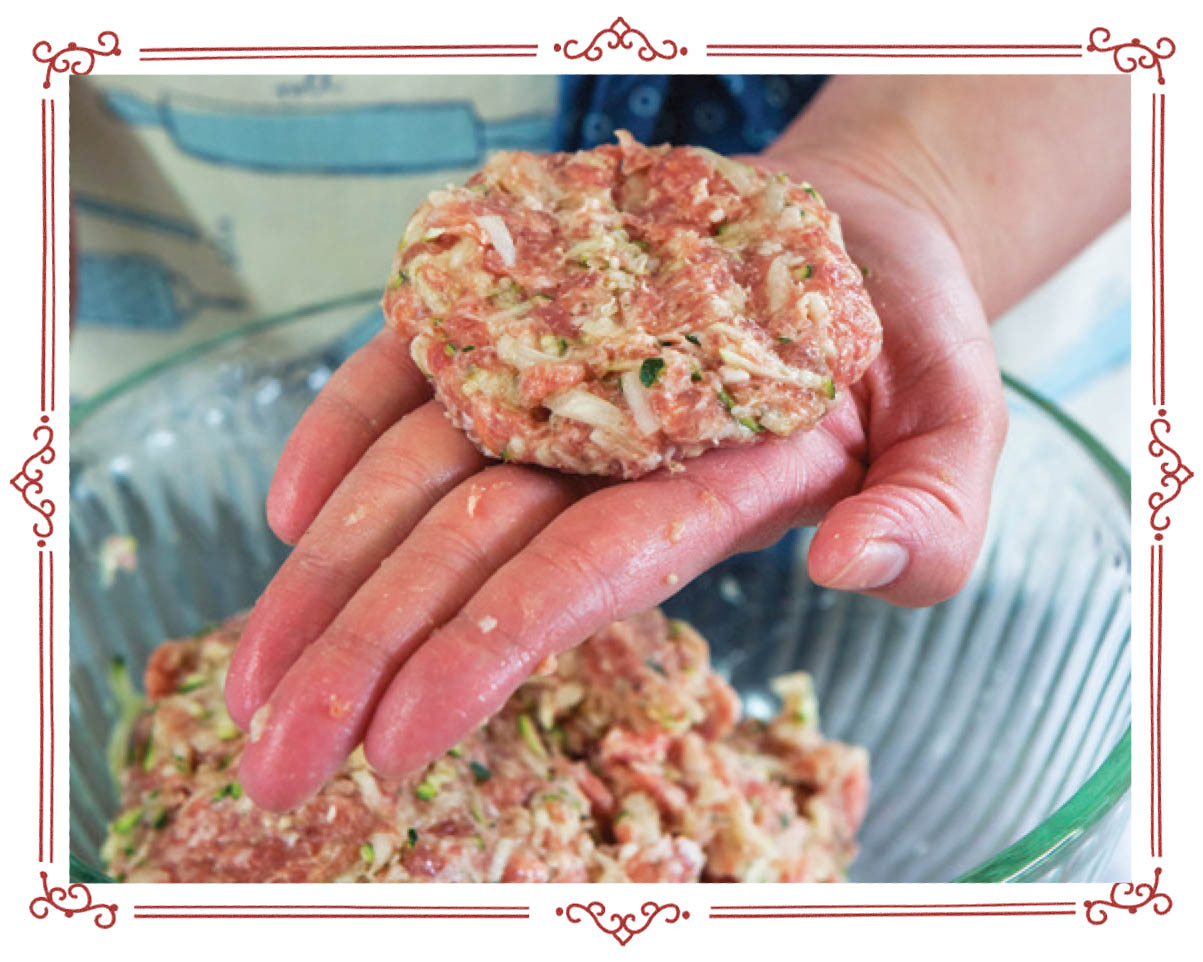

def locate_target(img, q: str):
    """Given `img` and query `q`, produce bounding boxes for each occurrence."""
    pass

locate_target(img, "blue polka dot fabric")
[555,75,827,154]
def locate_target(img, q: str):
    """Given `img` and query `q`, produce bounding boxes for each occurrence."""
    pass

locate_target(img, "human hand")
[223,145,1007,811]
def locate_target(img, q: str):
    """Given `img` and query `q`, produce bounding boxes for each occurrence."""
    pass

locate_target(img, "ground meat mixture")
[383,131,882,478]
[103,610,868,883]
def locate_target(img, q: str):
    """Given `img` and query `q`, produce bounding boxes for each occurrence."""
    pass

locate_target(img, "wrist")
[761,76,1130,319]
[760,80,985,302]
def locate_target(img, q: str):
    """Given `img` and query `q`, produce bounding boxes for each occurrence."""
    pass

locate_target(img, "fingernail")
[825,539,908,590]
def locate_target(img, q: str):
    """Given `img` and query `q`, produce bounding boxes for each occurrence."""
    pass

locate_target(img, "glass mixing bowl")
[68,292,1131,883]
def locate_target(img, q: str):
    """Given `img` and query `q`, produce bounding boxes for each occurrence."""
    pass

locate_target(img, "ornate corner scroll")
[32,31,121,89]
[29,872,118,929]
[1087,27,1175,84]
[1084,868,1173,925]
[555,17,685,61]
[557,901,689,945]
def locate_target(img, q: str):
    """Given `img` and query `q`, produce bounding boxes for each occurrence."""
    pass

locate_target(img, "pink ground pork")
[104,609,868,883]
[384,132,881,478]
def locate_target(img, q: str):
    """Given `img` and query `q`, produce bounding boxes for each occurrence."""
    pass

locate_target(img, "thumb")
[807,352,1008,608]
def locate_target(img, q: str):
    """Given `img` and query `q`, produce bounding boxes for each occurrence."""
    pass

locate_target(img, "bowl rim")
[952,373,1131,881]
[70,289,383,428]
[70,294,1133,883]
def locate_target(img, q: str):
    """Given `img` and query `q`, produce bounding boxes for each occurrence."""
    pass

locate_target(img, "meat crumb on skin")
[466,485,484,518]
[249,704,271,743]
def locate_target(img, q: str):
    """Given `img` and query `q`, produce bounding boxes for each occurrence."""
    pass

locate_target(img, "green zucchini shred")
[517,714,546,758]
[107,657,147,781]
[176,673,208,694]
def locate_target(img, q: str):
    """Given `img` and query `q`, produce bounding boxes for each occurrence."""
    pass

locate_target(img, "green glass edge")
[68,317,1134,885]
[70,852,116,885]
[1000,371,1131,504]
[955,729,1131,882]
[954,373,1132,882]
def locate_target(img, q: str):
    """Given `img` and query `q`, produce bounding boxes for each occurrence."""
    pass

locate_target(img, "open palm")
[225,153,1007,811]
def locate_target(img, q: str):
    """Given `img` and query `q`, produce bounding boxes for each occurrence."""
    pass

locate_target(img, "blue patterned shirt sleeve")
[555,75,827,153]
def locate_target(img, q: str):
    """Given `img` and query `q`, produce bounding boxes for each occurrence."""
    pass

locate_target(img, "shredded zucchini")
[517,714,546,759]
[106,657,146,783]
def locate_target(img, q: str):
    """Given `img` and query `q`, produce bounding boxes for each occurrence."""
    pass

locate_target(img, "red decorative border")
[29,872,117,928]
[711,901,1078,919]
[1148,544,1163,859]
[557,901,689,945]
[1087,28,1176,84]
[137,44,538,62]
[43,98,55,412]
[1084,869,1173,924]
[23,84,60,883]
[134,907,529,919]
[555,17,686,60]
[10,418,55,544]
[1149,413,1192,536]
[707,43,1084,59]
[1143,78,1184,872]
[27,18,1184,939]
[32,32,121,89]
[710,883,1177,923]
[1151,93,1165,404]
[11,98,58,547]
[37,551,55,865]
[706,25,1177,76]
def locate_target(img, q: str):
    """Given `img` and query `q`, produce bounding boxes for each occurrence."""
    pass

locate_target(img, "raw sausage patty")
[383,131,881,478]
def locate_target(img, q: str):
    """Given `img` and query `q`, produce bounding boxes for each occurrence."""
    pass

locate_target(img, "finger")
[238,466,585,810]
[225,401,485,729]
[267,327,430,545]
[363,426,865,777]
[807,336,1008,607]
